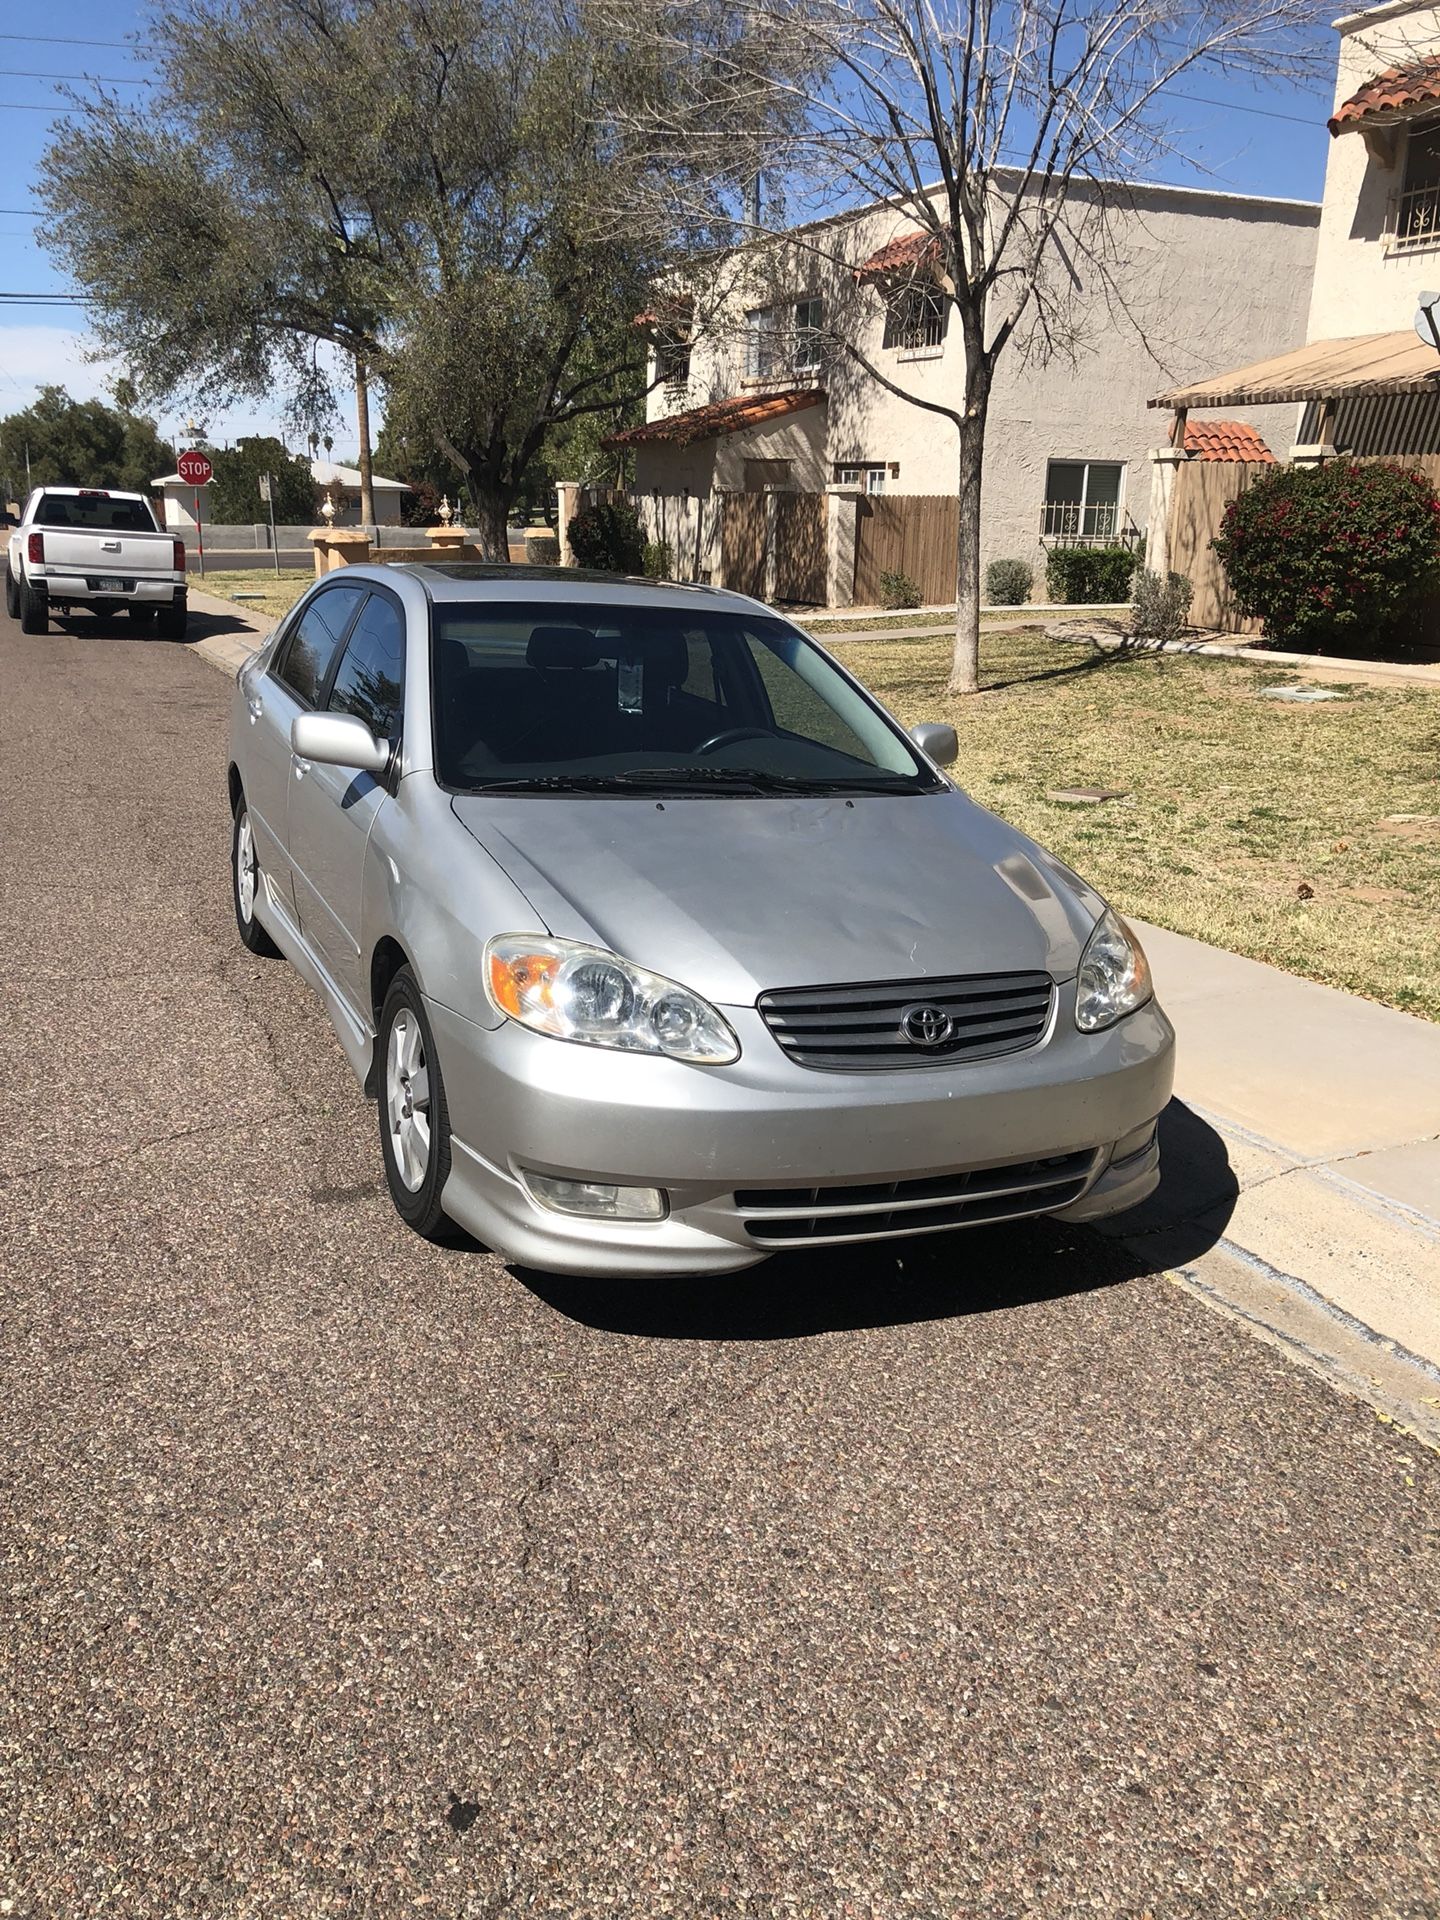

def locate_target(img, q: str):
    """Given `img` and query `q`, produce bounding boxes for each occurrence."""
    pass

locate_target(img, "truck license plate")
[96,576,124,592]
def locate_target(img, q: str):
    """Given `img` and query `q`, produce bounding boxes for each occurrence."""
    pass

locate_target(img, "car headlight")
[484,934,740,1064]
[1074,908,1153,1032]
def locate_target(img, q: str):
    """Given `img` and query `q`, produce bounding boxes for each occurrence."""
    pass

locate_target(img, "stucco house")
[608,175,1320,591]
[153,457,409,535]
[1154,0,1440,461]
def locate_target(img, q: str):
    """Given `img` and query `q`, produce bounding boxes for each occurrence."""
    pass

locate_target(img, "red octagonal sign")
[177,448,213,486]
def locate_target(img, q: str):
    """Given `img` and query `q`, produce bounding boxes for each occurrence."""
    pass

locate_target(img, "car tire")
[18,577,47,634]
[156,596,187,640]
[4,567,17,619]
[378,967,453,1241]
[231,798,281,958]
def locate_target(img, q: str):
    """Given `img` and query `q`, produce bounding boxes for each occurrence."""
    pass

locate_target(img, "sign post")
[259,471,279,575]
[176,448,213,578]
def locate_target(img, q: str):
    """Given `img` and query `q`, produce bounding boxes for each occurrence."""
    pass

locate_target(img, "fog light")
[523,1172,668,1221]
[1111,1120,1158,1164]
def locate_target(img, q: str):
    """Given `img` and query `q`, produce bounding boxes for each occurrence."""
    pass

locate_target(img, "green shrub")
[878,568,921,610]
[1045,544,1139,604]
[985,557,1033,606]
[1212,459,1440,647]
[643,539,672,580]
[523,528,559,566]
[1130,568,1194,643]
[566,498,646,573]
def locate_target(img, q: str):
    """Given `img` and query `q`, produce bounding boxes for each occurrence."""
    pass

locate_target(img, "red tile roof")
[1183,418,1276,463]
[855,227,945,278]
[604,387,825,449]
[1329,56,1440,136]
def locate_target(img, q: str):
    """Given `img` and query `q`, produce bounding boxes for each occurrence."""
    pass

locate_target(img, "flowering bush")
[1212,459,1440,647]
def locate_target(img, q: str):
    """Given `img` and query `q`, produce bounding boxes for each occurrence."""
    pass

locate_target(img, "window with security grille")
[1041,460,1124,542]
[882,283,946,351]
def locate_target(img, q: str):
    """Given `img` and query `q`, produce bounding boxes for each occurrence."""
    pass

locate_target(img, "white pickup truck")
[5,486,187,638]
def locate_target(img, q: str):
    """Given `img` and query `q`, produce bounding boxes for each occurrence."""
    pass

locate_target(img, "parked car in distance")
[228,564,1174,1276]
[5,486,187,637]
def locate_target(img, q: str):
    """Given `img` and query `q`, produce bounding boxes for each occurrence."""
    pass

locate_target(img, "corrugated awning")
[1151,332,1440,409]
[604,388,825,449]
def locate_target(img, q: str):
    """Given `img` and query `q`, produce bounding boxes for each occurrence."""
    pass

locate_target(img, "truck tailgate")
[41,529,179,577]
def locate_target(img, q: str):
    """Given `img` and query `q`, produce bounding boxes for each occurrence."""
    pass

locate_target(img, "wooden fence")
[773,493,826,604]
[1166,459,1269,633]
[854,495,958,607]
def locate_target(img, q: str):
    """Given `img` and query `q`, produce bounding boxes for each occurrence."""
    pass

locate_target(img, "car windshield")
[33,493,158,533]
[431,602,942,795]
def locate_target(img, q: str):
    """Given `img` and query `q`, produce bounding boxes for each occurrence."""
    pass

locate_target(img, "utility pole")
[355,357,375,532]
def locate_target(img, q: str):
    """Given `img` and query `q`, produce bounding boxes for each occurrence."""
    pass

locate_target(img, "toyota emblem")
[900,1003,954,1049]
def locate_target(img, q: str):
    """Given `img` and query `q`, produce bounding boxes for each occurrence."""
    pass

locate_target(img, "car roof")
[385,561,753,611]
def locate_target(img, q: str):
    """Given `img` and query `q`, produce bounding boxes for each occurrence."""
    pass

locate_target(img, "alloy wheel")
[385,1010,431,1192]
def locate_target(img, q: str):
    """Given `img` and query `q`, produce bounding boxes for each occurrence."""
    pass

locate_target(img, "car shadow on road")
[512,1099,1239,1341]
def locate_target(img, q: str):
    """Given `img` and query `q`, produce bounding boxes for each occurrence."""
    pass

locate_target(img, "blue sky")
[0,0,1340,452]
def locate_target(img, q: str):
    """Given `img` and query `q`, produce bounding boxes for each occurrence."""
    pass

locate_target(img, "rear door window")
[33,493,159,532]
[326,592,405,739]
[273,586,366,707]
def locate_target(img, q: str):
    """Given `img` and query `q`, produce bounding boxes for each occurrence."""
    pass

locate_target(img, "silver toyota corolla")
[228,564,1174,1275]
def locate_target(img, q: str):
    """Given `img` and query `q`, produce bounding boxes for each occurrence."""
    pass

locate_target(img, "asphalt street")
[2,603,1438,1918]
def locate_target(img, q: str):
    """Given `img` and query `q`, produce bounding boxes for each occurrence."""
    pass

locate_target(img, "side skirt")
[253,876,376,1090]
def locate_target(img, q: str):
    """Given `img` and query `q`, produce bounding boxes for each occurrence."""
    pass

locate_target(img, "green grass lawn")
[831,623,1440,1021]
[200,569,314,622]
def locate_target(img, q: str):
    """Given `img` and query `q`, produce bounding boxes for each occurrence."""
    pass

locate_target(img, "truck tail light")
[172,539,186,572]
[27,531,43,564]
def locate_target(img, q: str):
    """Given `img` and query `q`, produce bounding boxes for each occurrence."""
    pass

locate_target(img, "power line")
[4,70,148,84]
[0,34,148,50]
[1169,89,1326,127]
[0,103,87,113]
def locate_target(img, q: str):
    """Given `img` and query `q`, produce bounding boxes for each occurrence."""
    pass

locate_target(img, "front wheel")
[232,800,280,957]
[378,968,453,1240]
[18,577,47,634]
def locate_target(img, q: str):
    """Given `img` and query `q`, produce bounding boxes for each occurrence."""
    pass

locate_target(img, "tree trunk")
[468,485,510,561]
[354,357,375,530]
[948,365,990,697]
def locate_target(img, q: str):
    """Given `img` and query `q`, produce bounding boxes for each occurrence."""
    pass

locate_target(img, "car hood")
[450,789,1104,1005]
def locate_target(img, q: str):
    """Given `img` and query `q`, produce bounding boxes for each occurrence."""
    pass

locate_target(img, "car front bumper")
[426,983,1175,1277]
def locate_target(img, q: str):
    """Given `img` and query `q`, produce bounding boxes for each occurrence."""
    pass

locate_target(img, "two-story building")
[607,174,1320,597]
[1155,0,1440,464]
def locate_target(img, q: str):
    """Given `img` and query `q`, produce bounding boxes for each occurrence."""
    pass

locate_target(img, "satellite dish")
[1415,290,1440,351]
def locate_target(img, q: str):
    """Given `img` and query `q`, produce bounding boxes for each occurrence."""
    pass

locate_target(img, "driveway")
[2,609,1437,1916]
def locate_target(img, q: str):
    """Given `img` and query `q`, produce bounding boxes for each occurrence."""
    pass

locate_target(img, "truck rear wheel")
[156,595,188,641]
[18,578,47,634]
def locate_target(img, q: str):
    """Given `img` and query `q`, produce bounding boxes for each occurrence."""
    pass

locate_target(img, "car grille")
[757,970,1054,1071]
[736,1148,1098,1245]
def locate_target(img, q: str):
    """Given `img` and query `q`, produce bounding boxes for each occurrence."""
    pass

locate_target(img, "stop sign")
[177,448,213,486]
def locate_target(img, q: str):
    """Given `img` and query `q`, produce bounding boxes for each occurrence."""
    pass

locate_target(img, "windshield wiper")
[464,773,629,793]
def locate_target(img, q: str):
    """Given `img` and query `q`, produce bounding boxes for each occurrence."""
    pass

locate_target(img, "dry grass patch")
[831,624,1440,1021]
[201,570,313,622]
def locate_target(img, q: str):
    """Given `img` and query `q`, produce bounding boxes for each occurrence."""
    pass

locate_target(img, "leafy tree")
[208,436,316,525]
[0,385,173,501]
[1213,461,1440,648]
[37,0,765,557]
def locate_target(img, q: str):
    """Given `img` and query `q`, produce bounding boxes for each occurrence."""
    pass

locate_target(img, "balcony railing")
[1386,182,1440,254]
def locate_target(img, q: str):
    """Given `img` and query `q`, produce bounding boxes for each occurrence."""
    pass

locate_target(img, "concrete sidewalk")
[1108,923,1440,1433]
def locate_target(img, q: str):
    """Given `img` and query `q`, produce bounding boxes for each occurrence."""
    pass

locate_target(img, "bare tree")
[616,0,1324,692]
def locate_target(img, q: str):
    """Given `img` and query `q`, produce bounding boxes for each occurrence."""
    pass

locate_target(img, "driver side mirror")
[291,710,390,775]
[909,721,958,768]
